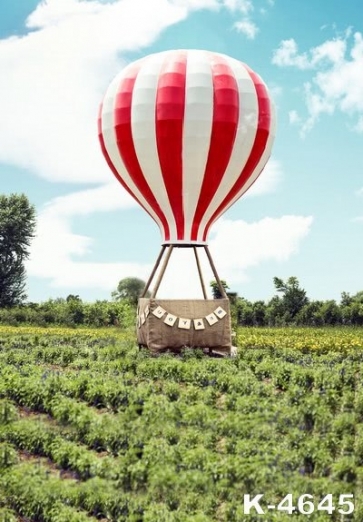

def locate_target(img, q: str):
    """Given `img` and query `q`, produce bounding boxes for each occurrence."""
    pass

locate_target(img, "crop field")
[0,326,362,521]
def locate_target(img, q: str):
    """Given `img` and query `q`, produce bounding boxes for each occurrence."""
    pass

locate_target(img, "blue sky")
[1,0,362,303]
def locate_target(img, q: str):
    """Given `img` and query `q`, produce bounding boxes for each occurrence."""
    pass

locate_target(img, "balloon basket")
[136,244,232,356]
[137,298,232,356]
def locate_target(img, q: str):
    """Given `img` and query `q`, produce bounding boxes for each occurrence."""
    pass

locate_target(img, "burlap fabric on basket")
[137,298,231,355]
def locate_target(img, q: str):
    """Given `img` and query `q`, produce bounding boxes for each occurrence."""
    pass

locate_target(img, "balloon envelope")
[98,49,276,245]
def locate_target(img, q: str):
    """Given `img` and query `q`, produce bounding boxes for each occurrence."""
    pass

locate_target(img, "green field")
[0,326,362,521]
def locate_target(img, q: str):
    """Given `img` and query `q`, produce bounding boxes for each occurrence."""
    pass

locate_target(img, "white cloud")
[233,19,258,39]
[170,0,219,9]
[289,110,301,125]
[268,83,282,99]
[272,39,311,69]
[272,32,363,134]
[354,116,363,133]
[0,0,189,184]
[209,215,313,285]
[26,0,105,28]
[0,0,272,189]
[299,81,336,135]
[272,36,347,69]
[222,0,253,14]
[222,0,262,40]
[159,214,313,299]
[26,199,151,290]
[42,180,136,218]
[242,158,282,197]
[310,38,346,65]
[27,191,313,298]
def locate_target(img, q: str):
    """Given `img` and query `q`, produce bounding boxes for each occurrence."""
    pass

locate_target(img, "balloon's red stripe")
[155,52,187,241]
[191,57,239,241]
[98,104,149,214]
[202,70,271,241]
[113,66,171,241]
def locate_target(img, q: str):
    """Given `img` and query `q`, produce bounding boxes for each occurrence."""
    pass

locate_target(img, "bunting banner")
[138,303,227,330]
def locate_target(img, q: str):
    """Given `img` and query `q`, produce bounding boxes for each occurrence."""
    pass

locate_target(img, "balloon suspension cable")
[141,244,227,301]
[140,246,166,298]
[204,245,228,299]
[150,245,174,299]
[193,246,207,299]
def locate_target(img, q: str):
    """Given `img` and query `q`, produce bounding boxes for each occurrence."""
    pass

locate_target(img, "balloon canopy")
[98,49,276,246]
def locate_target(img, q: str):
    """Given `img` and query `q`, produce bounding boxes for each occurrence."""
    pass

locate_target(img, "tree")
[210,280,229,299]
[111,277,149,305]
[236,297,254,326]
[273,276,308,320]
[252,300,267,326]
[66,295,84,325]
[343,301,363,326]
[340,291,353,307]
[266,295,285,326]
[0,194,36,307]
[66,294,81,302]
[295,301,324,326]
[351,290,363,304]
[318,300,342,325]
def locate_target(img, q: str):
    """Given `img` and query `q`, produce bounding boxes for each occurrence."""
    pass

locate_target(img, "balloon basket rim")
[161,241,207,247]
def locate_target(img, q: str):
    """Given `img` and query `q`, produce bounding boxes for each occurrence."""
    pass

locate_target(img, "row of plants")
[0,298,135,328]
[0,327,361,520]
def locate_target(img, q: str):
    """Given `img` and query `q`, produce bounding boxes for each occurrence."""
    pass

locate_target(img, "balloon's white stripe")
[182,51,214,242]
[101,65,164,233]
[228,100,276,200]
[196,58,258,243]
[208,100,276,225]
[131,51,177,242]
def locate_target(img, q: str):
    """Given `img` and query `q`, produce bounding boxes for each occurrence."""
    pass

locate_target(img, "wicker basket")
[137,298,232,355]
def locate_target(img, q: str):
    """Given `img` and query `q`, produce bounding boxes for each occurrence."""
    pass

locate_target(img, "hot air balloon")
[98,49,276,354]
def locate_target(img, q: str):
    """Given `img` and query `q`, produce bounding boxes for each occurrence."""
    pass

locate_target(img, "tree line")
[0,295,135,328]
[232,277,363,327]
[1,275,362,329]
[1,194,363,328]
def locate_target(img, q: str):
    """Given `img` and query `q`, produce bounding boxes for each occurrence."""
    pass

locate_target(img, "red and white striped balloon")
[98,49,276,245]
